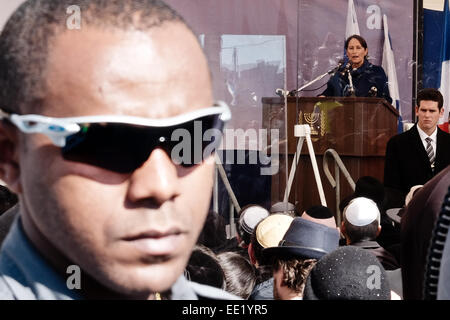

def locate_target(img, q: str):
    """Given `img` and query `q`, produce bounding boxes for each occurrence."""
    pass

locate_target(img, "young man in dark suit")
[384,88,450,207]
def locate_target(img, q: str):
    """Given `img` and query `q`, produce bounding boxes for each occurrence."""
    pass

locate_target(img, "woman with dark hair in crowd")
[185,245,226,289]
[320,34,392,104]
[217,251,257,299]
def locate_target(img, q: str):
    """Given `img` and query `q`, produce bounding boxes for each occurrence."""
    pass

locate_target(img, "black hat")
[303,246,391,300]
[270,201,296,216]
[354,176,385,205]
[304,205,334,219]
[263,217,339,260]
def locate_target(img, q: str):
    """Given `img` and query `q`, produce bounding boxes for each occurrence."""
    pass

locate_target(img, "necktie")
[425,137,435,170]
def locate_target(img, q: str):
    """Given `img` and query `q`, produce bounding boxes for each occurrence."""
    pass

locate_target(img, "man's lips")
[123,228,186,256]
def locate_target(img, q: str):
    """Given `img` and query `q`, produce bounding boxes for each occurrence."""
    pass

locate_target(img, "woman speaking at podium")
[320,35,392,104]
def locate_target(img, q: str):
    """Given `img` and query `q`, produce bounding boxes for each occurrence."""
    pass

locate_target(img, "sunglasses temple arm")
[9,114,80,147]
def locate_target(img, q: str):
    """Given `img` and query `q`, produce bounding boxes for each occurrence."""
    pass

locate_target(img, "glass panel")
[292,0,414,219]
[165,0,295,230]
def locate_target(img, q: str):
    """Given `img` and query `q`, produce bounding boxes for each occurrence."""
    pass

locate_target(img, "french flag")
[439,0,449,126]
[423,0,450,126]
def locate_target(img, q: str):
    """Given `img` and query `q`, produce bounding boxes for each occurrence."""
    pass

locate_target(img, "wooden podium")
[262,96,399,216]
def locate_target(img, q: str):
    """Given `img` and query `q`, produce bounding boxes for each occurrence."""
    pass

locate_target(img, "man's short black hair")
[343,219,379,243]
[0,0,189,115]
[417,88,444,110]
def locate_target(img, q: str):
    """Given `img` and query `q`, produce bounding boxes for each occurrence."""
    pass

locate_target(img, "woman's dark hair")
[345,34,368,50]
[197,210,227,251]
[185,245,225,289]
[217,251,257,299]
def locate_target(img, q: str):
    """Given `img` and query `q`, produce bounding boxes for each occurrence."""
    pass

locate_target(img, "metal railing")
[322,148,355,226]
[213,155,241,239]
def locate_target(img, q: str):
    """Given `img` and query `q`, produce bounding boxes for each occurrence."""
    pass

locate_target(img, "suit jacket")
[351,240,400,271]
[384,125,450,197]
[321,60,392,104]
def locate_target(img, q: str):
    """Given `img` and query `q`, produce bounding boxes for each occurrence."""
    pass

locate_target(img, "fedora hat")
[263,217,339,260]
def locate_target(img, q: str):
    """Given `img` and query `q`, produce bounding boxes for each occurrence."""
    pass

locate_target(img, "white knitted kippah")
[344,197,380,227]
[239,206,269,235]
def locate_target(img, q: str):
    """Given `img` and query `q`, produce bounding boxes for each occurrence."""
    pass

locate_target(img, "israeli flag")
[382,14,402,132]
[439,0,449,125]
[345,0,360,39]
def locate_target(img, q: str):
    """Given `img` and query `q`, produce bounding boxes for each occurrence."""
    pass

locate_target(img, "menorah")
[303,111,320,136]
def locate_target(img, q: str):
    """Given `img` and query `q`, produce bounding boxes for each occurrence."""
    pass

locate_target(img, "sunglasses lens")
[167,114,223,167]
[63,123,155,173]
[62,114,224,173]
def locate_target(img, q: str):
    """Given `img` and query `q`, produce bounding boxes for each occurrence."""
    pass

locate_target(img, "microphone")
[276,88,288,97]
[276,88,297,97]
[328,59,345,75]
[368,86,378,97]
[340,62,352,75]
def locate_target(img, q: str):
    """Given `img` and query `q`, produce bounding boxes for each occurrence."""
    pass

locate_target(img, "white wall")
[0,0,25,31]
[424,0,445,10]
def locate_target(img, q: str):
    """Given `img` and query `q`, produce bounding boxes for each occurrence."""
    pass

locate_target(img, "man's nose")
[126,148,180,206]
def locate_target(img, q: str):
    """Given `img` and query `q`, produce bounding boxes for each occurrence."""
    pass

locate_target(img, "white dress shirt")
[417,125,437,154]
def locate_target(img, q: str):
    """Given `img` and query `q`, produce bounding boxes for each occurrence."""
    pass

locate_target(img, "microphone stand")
[289,63,342,96]
[276,62,343,97]
[346,68,356,97]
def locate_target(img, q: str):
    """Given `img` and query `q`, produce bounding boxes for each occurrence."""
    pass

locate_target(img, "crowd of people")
[185,162,449,300]
[0,0,449,300]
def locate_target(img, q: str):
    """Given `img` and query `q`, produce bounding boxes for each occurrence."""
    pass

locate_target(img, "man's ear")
[248,242,258,267]
[0,121,21,194]
[340,221,346,234]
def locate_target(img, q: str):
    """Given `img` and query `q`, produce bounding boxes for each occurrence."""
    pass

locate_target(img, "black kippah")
[304,205,333,219]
